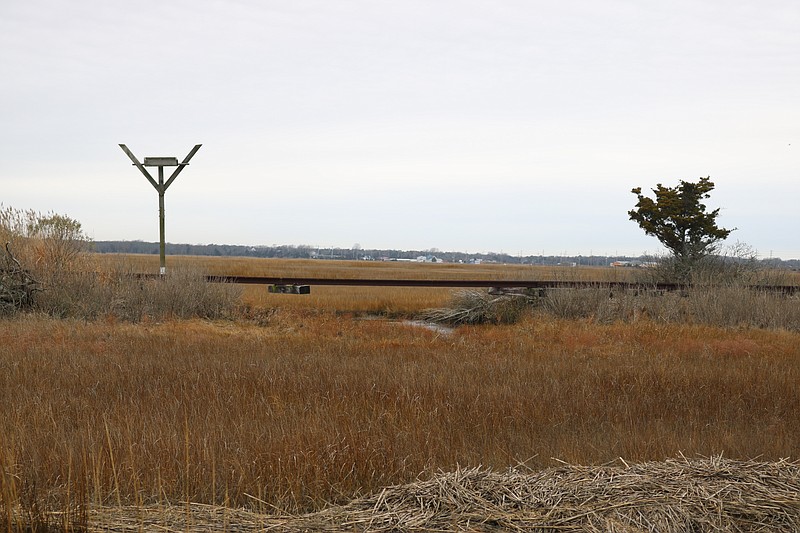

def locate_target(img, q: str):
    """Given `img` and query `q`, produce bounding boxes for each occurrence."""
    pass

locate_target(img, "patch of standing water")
[356,315,456,335]
[401,320,455,335]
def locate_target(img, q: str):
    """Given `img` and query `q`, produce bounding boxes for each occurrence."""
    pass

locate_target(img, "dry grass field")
[93,253,634,281]
[2,254,800,531]
[92,254,642,315]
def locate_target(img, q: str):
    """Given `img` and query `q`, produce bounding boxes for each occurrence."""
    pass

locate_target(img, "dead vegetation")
[0,206,242,321]
[421,284,800,331]
[82,457,800,532]
[0,243,40,314]
[3,205,800,531]
[418,246,800,331]
[2,314,799,532]
[417,289,533,325]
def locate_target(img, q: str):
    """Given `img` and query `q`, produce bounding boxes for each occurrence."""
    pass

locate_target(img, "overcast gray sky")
[2,0,798,257]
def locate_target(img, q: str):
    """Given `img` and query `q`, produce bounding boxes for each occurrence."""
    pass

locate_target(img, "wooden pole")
[158,165,166,276]
[119,144,201,276]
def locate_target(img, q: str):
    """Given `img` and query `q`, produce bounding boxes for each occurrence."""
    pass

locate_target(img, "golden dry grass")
[89,253,639,315]
[90,253,638,281]
[2,313,799,518]
[3,254,800,531]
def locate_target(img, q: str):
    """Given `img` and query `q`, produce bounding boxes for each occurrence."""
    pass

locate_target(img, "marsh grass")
[23,266,242,322]
[1,314,799,524]
[541,285,800,329]
[0,214,242,321]
[240,285,453,316]
[91,253,633,283]
[3,253,800,530]
[427,282,800,330]
[88,254,641,317]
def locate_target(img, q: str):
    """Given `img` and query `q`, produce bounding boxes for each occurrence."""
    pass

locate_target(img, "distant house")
[416,255,443,263]
[611,260,657,268]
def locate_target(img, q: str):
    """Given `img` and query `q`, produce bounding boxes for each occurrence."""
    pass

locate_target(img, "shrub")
[1,205,241,321]
[424,282,800,332]
[105,267,242,322]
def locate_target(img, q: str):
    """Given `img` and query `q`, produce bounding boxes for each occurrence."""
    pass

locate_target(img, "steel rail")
[197,276,800,293]
[207,276,644,288]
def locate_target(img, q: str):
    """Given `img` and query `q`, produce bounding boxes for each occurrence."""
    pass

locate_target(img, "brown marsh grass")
[90,253,637,282]
[241,285,454,316]
[88,253,638,315]
[2,312,799,519]
[4,254,800,530]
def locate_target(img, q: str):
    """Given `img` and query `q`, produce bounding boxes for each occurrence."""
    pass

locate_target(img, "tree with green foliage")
[629,177,733,272]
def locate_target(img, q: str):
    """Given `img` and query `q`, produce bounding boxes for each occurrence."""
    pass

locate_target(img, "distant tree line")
[91,241,800,270]
[92,240,634,265]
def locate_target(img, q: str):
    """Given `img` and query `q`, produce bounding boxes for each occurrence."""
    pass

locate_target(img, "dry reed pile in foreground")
[88,457,800,532]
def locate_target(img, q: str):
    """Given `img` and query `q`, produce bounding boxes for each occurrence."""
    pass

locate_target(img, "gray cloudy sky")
[2,0,798,257]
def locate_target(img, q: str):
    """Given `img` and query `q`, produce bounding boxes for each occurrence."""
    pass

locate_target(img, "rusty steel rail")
[208,276,646,288]
[198,276,800,294]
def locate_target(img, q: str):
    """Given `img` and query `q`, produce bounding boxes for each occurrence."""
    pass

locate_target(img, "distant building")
[611,260,658,268]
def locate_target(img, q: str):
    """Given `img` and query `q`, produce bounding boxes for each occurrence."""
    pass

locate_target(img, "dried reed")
[85,457,800,532]
[418,290,531,325]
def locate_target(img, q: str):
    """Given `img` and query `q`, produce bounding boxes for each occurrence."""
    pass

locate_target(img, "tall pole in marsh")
[119,144,202,275]
[157,165,166,273]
